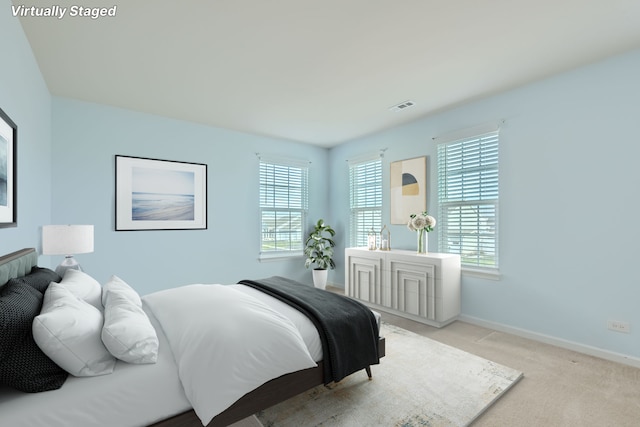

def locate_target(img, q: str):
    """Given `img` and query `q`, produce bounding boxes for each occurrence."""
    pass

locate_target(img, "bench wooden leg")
[365,366,372,379]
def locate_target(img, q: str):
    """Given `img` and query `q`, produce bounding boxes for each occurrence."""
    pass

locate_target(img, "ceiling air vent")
[389,100,416,112]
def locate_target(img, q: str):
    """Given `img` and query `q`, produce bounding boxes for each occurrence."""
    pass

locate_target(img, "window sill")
[258,252,304,263]
[462,267,501,280]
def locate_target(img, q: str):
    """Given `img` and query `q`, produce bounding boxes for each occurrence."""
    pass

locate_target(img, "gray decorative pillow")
[6,267,62,294]
[0,281,68,392]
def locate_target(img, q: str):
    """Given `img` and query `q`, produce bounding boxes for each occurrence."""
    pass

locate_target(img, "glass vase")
[417,229,427,254]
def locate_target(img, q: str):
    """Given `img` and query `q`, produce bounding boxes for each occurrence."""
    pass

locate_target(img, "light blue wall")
[0,0,53,255]
[330,49,640,359]
[50,98,330,294]
[3,0,637,362]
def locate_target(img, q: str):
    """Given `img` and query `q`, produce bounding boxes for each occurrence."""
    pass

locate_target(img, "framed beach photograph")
[390,156,426,224]
[0,107,17,228]
[115,155,207,231]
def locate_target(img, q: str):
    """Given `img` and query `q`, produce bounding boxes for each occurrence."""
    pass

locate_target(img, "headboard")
[0,248,38,287]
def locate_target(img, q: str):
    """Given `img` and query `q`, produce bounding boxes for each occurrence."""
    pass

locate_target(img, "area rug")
[257,323,523,426]
[229,415,263,427]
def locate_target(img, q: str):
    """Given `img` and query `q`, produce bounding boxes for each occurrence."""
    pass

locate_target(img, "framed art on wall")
[0,107,17,228]
[115,155,207,231]
[390,156,426,224]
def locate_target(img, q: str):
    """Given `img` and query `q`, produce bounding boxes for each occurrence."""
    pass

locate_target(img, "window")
[259,158,308,258]
[437,132,499,269]
[349,157,382,247]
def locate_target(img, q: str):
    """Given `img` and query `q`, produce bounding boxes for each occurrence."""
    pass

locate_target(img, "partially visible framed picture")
[115,155,207,231]
[390,156,426,224]
[0,107,17,228]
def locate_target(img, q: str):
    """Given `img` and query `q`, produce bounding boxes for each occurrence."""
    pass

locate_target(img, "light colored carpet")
[229,415,263,427]
[256,323,523,426]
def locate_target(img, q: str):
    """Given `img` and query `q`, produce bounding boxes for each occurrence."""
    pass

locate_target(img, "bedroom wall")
[50,98,331,294]
[329,49,640,363]
[0,0,53,255]
[7,0,637,364]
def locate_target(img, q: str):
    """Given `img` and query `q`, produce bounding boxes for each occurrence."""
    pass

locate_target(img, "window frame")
[437,131,499,272]
[258,156,309,260]
[349,156,383,248]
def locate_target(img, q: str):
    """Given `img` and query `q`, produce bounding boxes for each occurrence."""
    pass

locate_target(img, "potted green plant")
[304,218,336,289]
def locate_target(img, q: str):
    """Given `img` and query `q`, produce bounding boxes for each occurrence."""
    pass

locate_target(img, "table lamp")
[42,225,94,276]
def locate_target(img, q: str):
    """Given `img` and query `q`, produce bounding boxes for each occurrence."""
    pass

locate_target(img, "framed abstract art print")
[390,156,426,225]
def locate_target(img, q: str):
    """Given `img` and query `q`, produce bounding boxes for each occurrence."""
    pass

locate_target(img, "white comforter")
[142,284,318,426]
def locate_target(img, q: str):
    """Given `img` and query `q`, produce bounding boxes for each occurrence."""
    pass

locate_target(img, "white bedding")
[230,284,324,361]
[143,284,318,426]
[0,283,380,427]
[0,305,191,427]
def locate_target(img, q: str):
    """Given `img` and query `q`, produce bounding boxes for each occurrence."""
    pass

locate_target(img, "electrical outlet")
[607,320,630,333]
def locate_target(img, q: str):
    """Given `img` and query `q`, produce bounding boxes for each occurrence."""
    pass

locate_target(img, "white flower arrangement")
[407,211,436,232]
[409,211,436,253]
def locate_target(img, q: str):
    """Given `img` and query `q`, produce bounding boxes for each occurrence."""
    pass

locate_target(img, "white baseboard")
[459,314,640,369]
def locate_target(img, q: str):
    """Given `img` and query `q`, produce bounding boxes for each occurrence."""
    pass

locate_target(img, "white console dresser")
[345,247,461,328]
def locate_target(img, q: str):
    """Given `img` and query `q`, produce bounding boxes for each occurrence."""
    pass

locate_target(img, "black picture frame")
[115,155,208,231]
[0,107,17,228]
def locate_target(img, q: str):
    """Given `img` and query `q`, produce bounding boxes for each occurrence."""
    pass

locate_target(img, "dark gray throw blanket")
[238,276,380,384]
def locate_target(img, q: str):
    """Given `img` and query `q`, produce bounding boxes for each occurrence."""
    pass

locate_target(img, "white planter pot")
[312,269,328,290]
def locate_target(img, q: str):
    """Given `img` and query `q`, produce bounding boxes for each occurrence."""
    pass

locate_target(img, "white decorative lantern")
[379,225,390,251]
[367,227,377,250]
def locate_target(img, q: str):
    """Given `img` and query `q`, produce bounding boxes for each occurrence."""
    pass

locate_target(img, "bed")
[0,248,385,427]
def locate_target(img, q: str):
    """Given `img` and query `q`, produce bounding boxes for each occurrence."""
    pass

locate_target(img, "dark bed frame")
[154,337,385,427]
[0,248,386,427]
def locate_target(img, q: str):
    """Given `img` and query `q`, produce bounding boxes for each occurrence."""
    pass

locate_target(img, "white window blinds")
[349,158,382,247]
[437,132,499,269]
[259,158,308,256]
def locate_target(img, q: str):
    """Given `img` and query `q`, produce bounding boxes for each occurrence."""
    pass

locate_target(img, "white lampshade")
[43,225,94,255]
[42,225,94,276]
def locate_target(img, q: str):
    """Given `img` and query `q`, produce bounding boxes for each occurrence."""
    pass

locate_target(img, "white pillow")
[102,290,159,364]
[102,275,141,307]
[60,269,103,310]
[32,283,116,377]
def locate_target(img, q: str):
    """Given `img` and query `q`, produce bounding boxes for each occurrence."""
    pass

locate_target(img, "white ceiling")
[16,0,640,147]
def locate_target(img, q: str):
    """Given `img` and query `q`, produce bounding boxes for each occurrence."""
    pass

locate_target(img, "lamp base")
[54,255,83,277]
